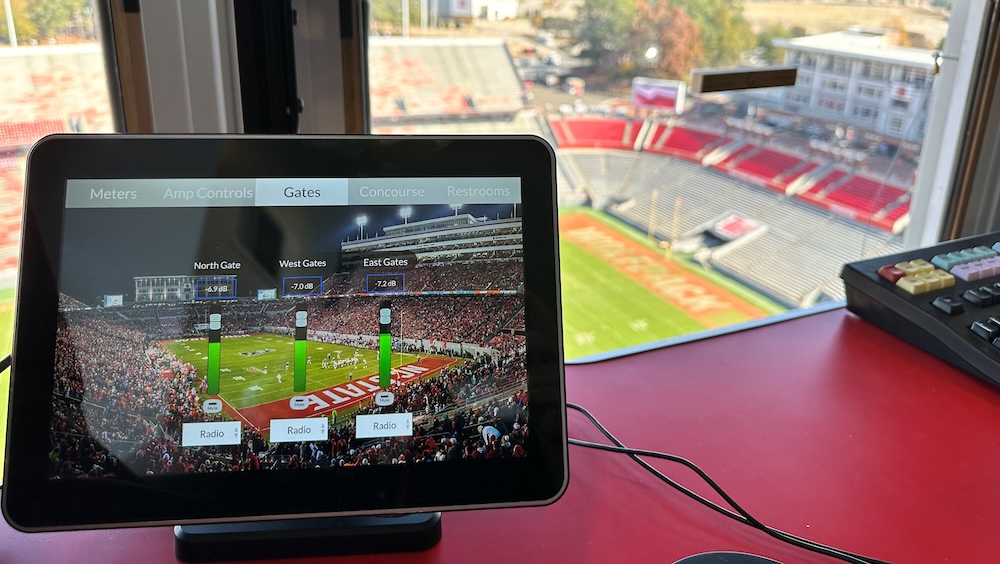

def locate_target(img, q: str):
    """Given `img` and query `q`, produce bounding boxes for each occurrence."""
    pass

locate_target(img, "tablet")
[3,135,567,531]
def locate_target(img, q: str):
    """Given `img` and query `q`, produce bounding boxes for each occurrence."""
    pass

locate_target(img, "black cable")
[567,402,888,564]
[0,354,9,374]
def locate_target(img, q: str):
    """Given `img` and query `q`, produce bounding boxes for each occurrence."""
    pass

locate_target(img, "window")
[787,92,811,106]
[818,96,846,112]
[860,61,892,82]
[852,104,878,122]
[857,85,882,99]
[828,56,853,75]
[0,0,116,471]
[888,115,906,135]
[363,3,980,362]
[822,78,847,93]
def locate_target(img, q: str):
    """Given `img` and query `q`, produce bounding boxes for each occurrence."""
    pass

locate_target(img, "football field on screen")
[162,334,417,410]
[559,209,785,360]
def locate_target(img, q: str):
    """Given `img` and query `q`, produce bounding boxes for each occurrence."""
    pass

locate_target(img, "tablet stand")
[174,512,442,562]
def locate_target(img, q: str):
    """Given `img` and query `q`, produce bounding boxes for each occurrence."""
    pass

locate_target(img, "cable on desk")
[567,402,887,564]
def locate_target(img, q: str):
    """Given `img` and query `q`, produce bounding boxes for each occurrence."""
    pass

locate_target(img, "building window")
[818,96,846,112]
[858,85,883,99]
[903,68,931,88]
[888,115,906,135]
[891,99,910,109]
[828,56,852,75]
[860,61,892,82]
[822,78,847,93]
[852,104,879,122]
[787,92,811,105]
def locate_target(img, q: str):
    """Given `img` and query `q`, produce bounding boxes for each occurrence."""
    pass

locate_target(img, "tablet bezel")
[3,134,567,531]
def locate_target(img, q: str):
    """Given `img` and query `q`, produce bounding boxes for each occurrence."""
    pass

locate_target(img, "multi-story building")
[134,275,196,303]
[772,27,936,141]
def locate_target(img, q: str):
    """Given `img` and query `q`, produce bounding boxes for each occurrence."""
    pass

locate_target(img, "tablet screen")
[52,176,528,477]
[5,136,564,530]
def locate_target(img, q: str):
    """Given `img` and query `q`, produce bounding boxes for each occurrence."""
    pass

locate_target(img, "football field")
[162,334,418,410]
[559,209,785,359]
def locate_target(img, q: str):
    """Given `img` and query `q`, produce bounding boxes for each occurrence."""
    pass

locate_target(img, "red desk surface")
[3,308,999,563]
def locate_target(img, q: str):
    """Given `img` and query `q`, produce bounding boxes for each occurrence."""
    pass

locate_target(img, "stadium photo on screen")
[50,199,528,479]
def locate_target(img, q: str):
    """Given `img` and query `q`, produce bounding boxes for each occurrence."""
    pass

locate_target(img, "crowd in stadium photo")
[298,295,523,347]
[48,285,528,478]
[323,258,522,295]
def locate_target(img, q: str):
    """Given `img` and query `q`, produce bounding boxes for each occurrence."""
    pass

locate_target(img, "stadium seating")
[823,176,907,215]
[368,38,522,122]
[561,150,639,203]
[796,168,848,204]
[645,125,725,163]
[711,144,757,171]
[772,161,819,193]
[794,168,908,232]
[548,117,639,150]
[728,147,806,190]
[711,204,904,307]
[0,119,64,149]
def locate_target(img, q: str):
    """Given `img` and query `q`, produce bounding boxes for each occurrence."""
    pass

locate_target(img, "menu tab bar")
[66,177,520,208]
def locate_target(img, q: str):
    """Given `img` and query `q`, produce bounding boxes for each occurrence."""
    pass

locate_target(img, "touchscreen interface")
[50,177,527,478]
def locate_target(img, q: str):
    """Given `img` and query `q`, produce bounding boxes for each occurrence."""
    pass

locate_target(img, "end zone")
[219,356,459,432]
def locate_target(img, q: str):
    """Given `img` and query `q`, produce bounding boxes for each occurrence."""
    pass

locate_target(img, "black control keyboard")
[841,231,1000,388]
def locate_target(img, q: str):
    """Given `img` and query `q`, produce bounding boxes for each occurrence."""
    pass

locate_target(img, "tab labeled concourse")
[348,177,521,205]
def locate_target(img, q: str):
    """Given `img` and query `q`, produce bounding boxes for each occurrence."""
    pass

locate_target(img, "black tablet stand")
[174,512,442,562]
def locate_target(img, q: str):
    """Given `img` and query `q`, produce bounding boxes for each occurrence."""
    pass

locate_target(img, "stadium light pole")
[4,0,17,48]
[357,214,368,240]
[401,0,409,37]
[450,203,462,216]
[400,206,412,224]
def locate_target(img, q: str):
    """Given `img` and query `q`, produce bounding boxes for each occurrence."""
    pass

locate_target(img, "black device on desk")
[3,135,568,560]
[841,231,1000,387]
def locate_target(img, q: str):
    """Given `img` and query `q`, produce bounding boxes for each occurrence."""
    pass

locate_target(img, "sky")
[59,203,519,303]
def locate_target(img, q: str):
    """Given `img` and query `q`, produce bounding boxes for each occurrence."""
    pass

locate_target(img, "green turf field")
[560,240,707,359]
[0,287,14,474]
[163,334,417,409]
[559,208,785,360]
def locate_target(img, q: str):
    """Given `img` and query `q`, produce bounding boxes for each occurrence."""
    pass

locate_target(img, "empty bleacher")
[368,38,522,123]
[711,144,756,171]
[0,119,64,150]
[795,167,909,231]
[730,148,805,188]
[561,150,639,203]
[646,124,725,163]
[712,212,903,306]
[548,117,640,150]
[604,155,904,307]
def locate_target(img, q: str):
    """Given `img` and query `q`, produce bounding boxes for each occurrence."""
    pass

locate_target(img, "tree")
[629,0,703,80]
[756,23,793,65]
[672,0,754,67]
[577,0,635,65]
[26,0,87,39]
[369,0,421,31]
[0,0,39,43]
